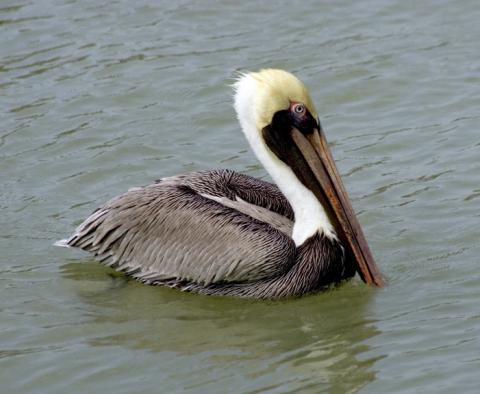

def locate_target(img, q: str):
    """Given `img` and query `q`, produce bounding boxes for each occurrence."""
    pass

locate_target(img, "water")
[1,0,480,392]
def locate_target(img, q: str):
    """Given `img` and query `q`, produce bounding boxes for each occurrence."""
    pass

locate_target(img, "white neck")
[234,75,336,246]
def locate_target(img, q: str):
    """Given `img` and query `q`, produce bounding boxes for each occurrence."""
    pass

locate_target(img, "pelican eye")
[292,103,306,115]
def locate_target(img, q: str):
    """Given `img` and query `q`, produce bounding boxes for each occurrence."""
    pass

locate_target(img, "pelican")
[58,69,384,298]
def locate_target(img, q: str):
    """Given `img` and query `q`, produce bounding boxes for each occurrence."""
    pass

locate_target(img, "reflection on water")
[62,261,380,392]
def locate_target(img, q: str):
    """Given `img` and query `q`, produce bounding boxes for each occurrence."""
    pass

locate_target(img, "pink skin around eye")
[289,102,307,119]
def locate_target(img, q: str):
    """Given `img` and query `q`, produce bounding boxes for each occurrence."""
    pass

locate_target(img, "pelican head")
[234,69,383,287]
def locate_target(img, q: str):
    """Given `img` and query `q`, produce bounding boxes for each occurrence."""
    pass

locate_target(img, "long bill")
[291,127,385,287]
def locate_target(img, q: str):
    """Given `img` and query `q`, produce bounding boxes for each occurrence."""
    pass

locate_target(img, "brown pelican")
[57,69,384,298]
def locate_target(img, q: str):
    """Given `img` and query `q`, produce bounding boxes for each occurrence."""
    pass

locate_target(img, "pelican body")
[60,69,383,299]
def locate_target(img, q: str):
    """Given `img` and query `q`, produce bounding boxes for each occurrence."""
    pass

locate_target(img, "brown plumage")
[65,170,355,298]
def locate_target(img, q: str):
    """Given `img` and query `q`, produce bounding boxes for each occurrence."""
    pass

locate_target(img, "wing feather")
[67,171,296,286]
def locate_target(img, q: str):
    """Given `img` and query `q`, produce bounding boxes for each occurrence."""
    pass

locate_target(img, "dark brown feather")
[66,169,354,298]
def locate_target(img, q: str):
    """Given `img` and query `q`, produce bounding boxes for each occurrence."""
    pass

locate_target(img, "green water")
[1,1,480,393]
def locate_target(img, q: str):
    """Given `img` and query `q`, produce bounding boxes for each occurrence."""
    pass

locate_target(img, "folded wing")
[66,170,296,286]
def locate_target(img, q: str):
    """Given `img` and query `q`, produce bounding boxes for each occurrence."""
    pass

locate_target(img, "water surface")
[1,1,480,393]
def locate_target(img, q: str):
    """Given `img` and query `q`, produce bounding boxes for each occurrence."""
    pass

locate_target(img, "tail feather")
[54,239,71,248]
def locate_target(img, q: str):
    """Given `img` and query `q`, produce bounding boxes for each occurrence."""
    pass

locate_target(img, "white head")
[233,69,336,245]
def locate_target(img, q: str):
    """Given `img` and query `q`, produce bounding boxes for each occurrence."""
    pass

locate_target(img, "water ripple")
[2,0,480,393]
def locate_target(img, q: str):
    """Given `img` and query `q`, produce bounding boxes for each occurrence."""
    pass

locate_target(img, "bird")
[57,69,384,299]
